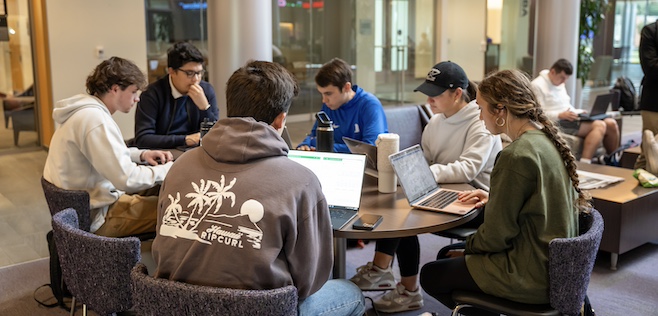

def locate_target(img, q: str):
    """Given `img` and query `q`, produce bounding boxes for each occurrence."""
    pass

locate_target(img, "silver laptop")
[579,93,612,121]
[389,145,476,215]
[288,150,366,229]
[342,136,378,178]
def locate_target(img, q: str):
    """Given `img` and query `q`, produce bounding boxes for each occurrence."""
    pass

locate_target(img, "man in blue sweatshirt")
[296,58,387,153]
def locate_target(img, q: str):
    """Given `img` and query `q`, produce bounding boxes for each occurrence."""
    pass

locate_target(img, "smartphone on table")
[352,214,383,230]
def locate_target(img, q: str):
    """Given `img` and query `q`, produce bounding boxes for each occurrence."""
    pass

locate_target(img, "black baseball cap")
[414,61,469,97]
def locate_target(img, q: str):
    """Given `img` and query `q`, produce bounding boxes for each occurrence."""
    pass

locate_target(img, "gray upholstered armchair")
[130,263,299,316]
[451,209,604,316]
[384,104,431,151]
[41,176,92,232]
[51,208,141,316]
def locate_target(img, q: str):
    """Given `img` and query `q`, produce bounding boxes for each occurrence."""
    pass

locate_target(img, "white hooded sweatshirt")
[530,69,575,122]
[43,94,171,232]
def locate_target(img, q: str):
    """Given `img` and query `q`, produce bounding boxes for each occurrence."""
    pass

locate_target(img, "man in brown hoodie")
[152,60,365,316]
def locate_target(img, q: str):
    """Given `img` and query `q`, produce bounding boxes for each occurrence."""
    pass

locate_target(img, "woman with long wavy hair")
[419,69,590,308]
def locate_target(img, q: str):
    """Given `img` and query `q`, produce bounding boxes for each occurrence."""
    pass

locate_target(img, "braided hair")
[478,69,591,213]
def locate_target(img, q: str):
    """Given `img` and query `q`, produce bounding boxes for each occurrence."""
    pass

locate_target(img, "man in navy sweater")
[296,58,387,153]
[134,41,219,149]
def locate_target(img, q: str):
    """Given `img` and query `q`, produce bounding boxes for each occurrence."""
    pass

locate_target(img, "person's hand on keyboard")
[141,150,174,166]
[458,189,488,208]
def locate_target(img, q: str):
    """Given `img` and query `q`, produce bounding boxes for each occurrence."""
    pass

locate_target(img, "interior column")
[207,1,273,120]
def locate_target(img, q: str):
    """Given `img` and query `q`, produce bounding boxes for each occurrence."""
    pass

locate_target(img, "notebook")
[342,136,378,177]
[578,93,613,121]
[287,150,367,229]
[389,145,476,215]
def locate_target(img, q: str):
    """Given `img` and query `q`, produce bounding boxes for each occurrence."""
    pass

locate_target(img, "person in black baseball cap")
[348,60,502,313]
[414,61,469,97]
[414,61,474,117]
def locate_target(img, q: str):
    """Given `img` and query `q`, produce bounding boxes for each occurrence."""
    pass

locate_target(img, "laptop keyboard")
[330,208,354,219]
[329,208,358,230]
[418,190,459,209]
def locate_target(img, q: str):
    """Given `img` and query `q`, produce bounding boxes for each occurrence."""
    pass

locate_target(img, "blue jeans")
[298,279,365,316]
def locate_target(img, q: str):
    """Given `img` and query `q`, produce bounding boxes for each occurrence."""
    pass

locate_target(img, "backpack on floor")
[593,139,639,167]
[612,76,638,111]
[34,230,71,310]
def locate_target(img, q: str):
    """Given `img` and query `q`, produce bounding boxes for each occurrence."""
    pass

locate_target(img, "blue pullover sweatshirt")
[297,85,388,153]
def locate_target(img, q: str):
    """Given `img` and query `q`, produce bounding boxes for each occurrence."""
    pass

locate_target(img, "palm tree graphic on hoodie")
[160,176,264,249]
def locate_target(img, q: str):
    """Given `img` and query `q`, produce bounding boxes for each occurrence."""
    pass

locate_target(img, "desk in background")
[619,146,640,169]
[332,176,478,278]
[578,162,658,270]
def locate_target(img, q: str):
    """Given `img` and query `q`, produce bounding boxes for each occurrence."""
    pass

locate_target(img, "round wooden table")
[332,175,479,278]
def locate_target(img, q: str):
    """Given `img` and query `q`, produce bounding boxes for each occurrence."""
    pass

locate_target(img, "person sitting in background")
[134,41,219,149]
[531,58,619,163]
[420,69,587,309]
[296,58,387,153]
[349,61,502,313]
[152,60,365,316]
[635,20,658,170]
[43,57,173,237]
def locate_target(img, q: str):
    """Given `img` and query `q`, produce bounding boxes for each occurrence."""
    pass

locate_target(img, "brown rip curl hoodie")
[152,117,333,299]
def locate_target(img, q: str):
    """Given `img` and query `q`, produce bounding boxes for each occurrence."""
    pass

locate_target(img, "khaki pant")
[94,186,161,237]
[635,111,658,169]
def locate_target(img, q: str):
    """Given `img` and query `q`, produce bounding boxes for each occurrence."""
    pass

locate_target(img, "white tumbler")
[376,133,400,193]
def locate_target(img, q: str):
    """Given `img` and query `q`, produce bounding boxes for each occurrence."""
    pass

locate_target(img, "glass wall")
[614,0,658,64]
[145,0,208,83]
[272,0,333,116]
[496,0,534,76]
[144,0,437,119]
[272,0,435,114]
[0,0,38,152]
[373,0,434,105]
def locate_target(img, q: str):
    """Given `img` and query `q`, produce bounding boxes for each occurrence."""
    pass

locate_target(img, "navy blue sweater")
[134,75,219,149]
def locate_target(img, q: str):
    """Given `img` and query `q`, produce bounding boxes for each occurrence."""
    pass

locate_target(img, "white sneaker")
[349,262,396,290]
[373,283,424,313]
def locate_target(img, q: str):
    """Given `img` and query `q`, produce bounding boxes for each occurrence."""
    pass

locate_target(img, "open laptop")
[389,145,476,215]
[287,150,366,229]
[281,126,294,150]
[342,136,378,177]
[578,93,613,121]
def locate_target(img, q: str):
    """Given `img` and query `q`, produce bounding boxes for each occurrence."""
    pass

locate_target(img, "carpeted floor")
[346,235,658,316]
[0,258,77,316]
[1,233,657,316]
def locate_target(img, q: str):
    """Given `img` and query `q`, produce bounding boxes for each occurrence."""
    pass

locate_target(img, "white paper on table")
[577,170,625,190]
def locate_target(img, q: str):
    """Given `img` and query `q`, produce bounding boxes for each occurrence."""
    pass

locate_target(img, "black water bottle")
[199,118,215,146]
[315,111,334,152]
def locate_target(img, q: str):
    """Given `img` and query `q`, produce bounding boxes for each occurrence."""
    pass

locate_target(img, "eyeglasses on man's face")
[176,68,205,78]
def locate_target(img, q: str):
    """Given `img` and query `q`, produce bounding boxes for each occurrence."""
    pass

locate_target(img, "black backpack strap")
[33,284,59,308]
[33,230,71,310]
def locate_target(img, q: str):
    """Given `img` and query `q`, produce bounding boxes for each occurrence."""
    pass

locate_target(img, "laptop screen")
[342,136,378,170]
[589,93,613,115]
[389,145,438,202]
[288,150,366,210]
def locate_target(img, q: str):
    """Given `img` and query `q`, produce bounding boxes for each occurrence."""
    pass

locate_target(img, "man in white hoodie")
[531,58,619,163]
[43,57,173,237]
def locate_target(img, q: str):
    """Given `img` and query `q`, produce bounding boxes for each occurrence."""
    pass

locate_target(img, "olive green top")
[465,130,579,304]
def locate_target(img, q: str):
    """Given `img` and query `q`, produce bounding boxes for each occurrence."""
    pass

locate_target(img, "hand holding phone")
[352,214,383,230]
